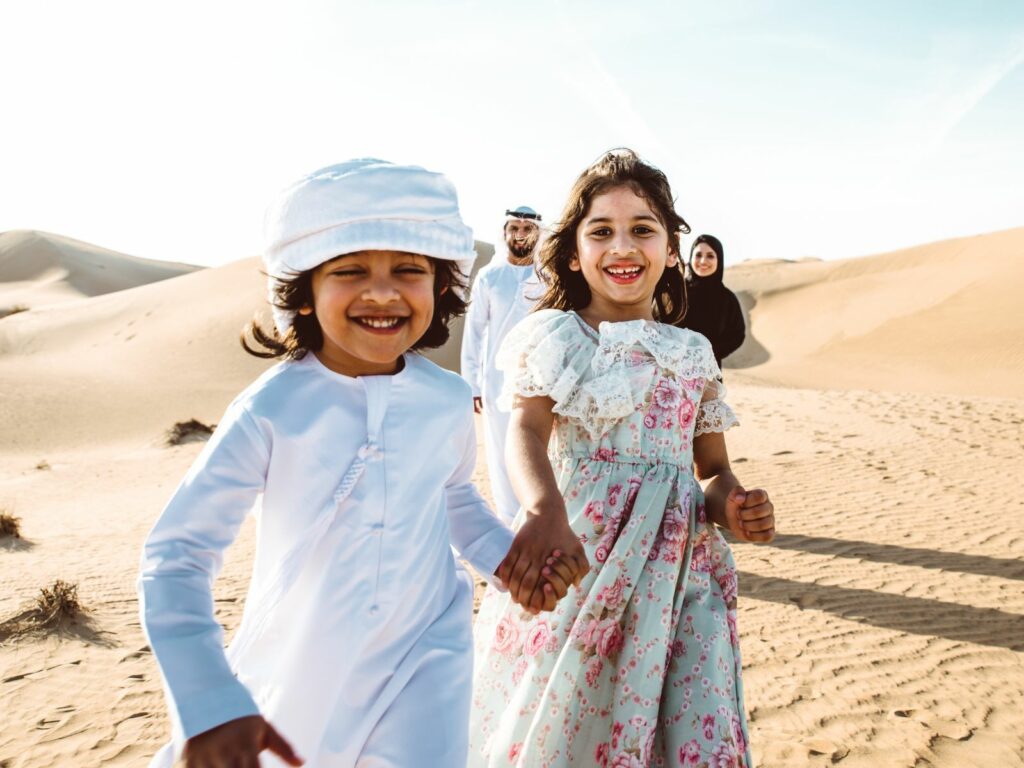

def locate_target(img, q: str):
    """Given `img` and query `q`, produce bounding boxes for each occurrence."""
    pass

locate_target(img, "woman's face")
[690,243,719,278]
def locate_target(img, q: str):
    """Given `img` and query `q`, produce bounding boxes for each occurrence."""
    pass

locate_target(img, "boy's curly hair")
[536,148,690,325]
[241,258,468,359]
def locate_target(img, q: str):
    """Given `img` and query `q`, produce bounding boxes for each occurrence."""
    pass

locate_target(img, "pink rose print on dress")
[661,503,688,547]
[596,574,628,612]
[701,713,716,740]
[511,658,528,684]
[574,617,600,648]
[584,500,606,527]
[624,476,642,514]
[677,396,696,429]
[595,742,610,767]
[607,482,623,507]
[611,721,625,750]
[523,620,552,658]
[652,379,682,410]
[507,742,522,761]
[596,620,625,659]
[731,713,747,754]
[585,656,604,686]
[727,610,739,648]
[678,738,702,765]
[708,739,742,768]
[594,543,610,563]
[492,616,521,657]
[592,446,619,462]
[610,752,644,768]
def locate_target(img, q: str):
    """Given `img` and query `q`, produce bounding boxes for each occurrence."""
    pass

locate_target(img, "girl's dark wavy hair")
[241,257,469,360]
[536,148,691,324]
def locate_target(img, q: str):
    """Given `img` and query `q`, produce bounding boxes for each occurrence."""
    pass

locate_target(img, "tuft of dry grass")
[166,418,216,446]
[35,580,82,623]
[1,304,30,319]
[0,580,88,641]
[35,459,51,471]
[0,511,22,538]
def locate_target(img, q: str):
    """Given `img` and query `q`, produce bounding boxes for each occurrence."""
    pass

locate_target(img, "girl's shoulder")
[502,309,594,351]
[595,320,719,380]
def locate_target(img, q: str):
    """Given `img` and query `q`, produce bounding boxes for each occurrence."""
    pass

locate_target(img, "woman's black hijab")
[681,234,745,367]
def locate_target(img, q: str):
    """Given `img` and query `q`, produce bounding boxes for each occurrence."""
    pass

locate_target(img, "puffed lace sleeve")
[696,370,739,436]
[495,309,594,412]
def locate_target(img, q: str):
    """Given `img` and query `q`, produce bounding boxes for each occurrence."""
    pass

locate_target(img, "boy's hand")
[181,714,303,768]
[722,486,775,543]
[496,512,588,614]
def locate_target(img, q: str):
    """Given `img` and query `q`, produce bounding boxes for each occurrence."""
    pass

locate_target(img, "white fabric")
[139,353,513,767]
[461,256,543,523]
[497,309,738,440]
[262,159,478,332]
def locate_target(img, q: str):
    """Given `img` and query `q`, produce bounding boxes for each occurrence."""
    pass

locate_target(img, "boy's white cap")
[263,158,477,332]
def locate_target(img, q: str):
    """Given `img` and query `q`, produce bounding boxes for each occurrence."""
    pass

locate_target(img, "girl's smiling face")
[302,250,437,376]
[570,186,678,324]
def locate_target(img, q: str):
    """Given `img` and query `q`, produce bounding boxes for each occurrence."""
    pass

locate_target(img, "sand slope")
[723,227,1024,399]
[0,230,1021,767]
[0,230,198,317]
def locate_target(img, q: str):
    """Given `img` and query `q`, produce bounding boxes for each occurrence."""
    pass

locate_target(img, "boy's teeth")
[359,317,401,328]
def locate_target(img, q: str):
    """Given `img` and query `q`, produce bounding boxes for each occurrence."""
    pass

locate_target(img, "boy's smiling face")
[302,250,437,376]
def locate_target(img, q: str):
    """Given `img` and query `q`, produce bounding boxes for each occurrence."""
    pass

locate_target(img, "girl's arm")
[693,429,775,543]
[497,394,589,611]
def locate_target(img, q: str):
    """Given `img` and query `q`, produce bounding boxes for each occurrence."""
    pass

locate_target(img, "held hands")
[496,511,589,615]
[721,486,776,543]
[180,714,302,768]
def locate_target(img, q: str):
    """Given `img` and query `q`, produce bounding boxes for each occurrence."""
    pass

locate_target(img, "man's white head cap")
[505,205,542,224]
[262,158,477,334]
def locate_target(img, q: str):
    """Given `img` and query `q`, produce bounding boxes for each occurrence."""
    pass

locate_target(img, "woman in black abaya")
[679,234,745,368]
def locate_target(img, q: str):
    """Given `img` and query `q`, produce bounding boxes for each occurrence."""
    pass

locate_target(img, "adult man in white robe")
[461,206,544,524]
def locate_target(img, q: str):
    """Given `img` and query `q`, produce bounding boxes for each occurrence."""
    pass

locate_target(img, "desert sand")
[0,228,1021,767]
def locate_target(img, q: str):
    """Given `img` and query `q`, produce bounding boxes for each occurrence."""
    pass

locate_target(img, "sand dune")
[0,230,198,317]
[0,229,1021,767]
[724,226,1024,398]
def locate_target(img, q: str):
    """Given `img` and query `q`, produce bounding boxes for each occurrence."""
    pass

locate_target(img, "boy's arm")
[444,403,515,586]
[138,404,268,753]
[499,395,589,611]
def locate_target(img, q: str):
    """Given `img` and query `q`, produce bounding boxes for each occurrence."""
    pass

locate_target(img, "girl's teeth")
[607,266,641,275]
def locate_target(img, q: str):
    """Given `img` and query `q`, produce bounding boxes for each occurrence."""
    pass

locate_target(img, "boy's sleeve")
[444,404,514,586]
[460,272,490,398]
[137,402,268,749]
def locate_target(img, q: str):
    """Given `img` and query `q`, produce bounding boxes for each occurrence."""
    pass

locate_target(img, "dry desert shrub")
[0,580,88,641]
[166,418,216,446]
[0,510,22,538]
[1,304,30,319]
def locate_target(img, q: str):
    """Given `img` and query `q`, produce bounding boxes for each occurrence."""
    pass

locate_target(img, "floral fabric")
[471,310,751,768]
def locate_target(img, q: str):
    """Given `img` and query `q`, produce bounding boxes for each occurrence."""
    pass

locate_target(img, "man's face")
[504,218,540,259]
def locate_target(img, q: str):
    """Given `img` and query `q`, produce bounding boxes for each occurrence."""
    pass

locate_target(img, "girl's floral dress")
[470,309,751,768]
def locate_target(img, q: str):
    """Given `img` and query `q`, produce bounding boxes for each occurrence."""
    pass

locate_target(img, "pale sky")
[1,0,1022,267]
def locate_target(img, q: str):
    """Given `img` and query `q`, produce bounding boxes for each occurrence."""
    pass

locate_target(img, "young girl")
[469,149,776,767]
[138,159,579,768]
